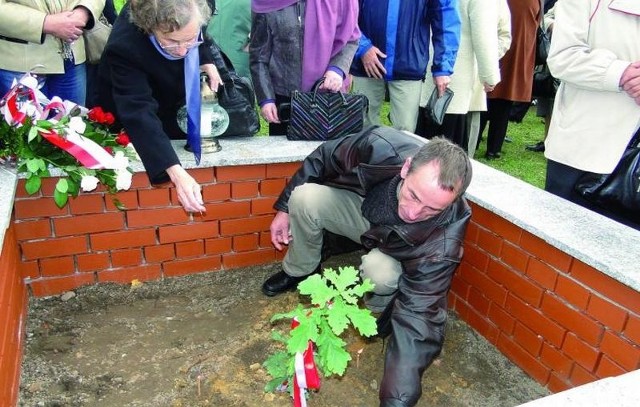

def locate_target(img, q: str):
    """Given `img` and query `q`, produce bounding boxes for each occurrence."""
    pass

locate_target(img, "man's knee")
[289,184,326,215]
[359,249,401,295]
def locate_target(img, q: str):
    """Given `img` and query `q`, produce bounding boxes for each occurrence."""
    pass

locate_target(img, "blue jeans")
[0,59,87,106]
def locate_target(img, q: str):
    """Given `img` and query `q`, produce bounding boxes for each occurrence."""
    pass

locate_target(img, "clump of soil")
[19,252,549,406]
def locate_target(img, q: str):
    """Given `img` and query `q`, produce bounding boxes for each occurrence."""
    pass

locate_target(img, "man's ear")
[400,157,412,179]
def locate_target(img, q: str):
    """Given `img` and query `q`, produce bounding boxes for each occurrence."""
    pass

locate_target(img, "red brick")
[40,256,75,277]
[231,181,259,199]
[38,177,61,196]
[625,313,640,343]
[450,272,471,304]
[29,273,96,297]
[158,222,219,244]
[570,260,640,316]
[216,164,266,181]
[458,261,508,305]
[106,190,139,211]
[526,257,558,291]
[220,215,272,236]
[487,303,516,334]
[496,334,550,385]
[68,194,105,214]
[13,219,52,241]
[463,221,480,244]
[595,355,626,379]
[223,249,276,269]
[90,229,157,251]
[176,241,205,258]
[547,372,571,393]
[111,249,143,268]
[569,362,597,387]
[251,197,277,216]
[126,208,191,228]
[188,167,216,184]
[467,287,491,316]
[202,183,231,202]
[76,253,110,272]
[259,231,273,248]
[487,259,544,307]
[233,234,259,252]
[130,172,152,189]
[266,162,301,178]
[205,237,233,254]
[541,293,604,346]
[456,306,500,345]
[562,332,600,371]
[477,208,522,244]
[461,243,490,273]
[475,227,502,258]
[13,198,68,219]
[513,322,544,356]
[587,295,628,332]
[144,244,176,263]
[15,178,41,199]
[599,330,640,371]
[555,275,591,310]
[260,179,287,196]
[203,201,251,220]
[540,342,573,378]
[138,188,171,207]
[97,265,162,284]
[505,294,566,348]
[53,212,125,236]
[163,256,222,277]
[18,261,39,279]
[519,231,572,273]
[500,242,529,273]
[21,236,87,260]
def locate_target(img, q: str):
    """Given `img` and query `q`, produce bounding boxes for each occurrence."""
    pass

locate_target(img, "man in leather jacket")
[263,125,473,406]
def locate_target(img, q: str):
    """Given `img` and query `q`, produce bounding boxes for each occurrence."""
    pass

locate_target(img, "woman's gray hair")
[408,137,473,198]
[130,0,212,34]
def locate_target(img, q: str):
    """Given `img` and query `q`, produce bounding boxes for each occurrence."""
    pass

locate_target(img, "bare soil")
[19,252,549,407]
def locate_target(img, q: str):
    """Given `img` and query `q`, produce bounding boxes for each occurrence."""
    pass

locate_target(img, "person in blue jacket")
[350,0,461,133]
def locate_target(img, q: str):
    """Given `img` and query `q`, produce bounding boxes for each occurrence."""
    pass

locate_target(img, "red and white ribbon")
[291,318,321,407]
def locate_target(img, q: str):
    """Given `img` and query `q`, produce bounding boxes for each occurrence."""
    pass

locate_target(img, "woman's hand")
[260,102,280,123]
[201,63,222,92]
[320,70,344,92]
[166,164,206,213]
[43,11,86,43]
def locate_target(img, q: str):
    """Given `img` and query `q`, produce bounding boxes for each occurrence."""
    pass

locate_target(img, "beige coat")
[0,0,105,73]
[545,0,640,173]
[421,0,510,114]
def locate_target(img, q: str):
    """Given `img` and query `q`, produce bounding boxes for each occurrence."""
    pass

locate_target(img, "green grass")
[257,103,547,189]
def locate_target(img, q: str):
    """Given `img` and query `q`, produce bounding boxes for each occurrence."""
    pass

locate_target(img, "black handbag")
[286,78,368,141]
[574,127,640,223]
[215,51,260,137]
[535,0,551,66]
[532,64,559,99]
[424,87,454,126]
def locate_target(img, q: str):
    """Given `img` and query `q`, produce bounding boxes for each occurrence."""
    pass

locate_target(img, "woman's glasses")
[158,32,203,52]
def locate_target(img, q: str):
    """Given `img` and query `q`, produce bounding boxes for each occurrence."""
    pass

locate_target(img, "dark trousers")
[415,110,469,150]
[479,98,513,155]
[545,160,639,230]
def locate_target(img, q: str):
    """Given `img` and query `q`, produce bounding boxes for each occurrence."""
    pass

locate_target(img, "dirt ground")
[19,252,550,407]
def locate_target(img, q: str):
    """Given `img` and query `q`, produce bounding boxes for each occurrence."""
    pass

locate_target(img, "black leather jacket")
[274,126,472,406]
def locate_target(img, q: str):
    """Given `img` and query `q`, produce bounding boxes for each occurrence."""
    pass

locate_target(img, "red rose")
[115,130,130,146]
[104,112,115,125]
[87,106,116,125]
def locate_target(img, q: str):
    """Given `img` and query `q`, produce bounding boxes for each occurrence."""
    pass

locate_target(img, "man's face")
[397,158,458,223]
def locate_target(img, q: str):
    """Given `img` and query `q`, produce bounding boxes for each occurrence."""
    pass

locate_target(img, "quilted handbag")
[83,14,112,64]
[286,78,368,141]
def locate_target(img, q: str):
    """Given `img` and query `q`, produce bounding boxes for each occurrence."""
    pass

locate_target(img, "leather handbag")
[286,78,368,141]
[424,87,454,126]
[532,64,559,99]
[535,0,551,66]
[83,14,112,64]
[574,127,640,223]
[216,52,260,137]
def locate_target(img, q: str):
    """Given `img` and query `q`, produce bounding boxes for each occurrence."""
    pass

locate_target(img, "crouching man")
[262,125,473,406]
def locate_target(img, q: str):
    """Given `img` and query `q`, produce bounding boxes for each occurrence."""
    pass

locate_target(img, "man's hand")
[260,102,280,123]
[270,211,291,251]
[620,61,640,105]
[361,46,387,79]
[166,164,206,213]
[201,63,222,92]
[434,76,451,97]
[320,70,343,92]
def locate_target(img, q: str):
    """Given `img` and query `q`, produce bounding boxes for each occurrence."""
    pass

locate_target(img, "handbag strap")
[310,77,349,106]
[539,0,546,32]
[629,126,640,149]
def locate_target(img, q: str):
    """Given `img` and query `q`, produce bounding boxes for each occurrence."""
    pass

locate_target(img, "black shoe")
[525,141,545,152]
[485,151,502,160]
[262,268,320,297]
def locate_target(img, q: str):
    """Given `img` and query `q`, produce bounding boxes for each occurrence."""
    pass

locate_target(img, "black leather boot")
[262,265,323,297]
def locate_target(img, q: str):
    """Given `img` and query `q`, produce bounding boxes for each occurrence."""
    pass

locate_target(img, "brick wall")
[0,223,28,406]
[450,203,640,393]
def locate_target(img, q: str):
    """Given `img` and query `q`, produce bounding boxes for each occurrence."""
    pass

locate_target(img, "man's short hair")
[408,137,472,197]
[130,0,211,34]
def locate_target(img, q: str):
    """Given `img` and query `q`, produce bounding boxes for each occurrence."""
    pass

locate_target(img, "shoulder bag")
[574,127,640,223]
[536,0,551,66]
[286,78,369,141]
[83,14,112,64]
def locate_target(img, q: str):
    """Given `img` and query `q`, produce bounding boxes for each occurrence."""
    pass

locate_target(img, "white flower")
[115,169,132,191]
[113,150,130,171]
[68,116,86,134]
[80,175,100,192]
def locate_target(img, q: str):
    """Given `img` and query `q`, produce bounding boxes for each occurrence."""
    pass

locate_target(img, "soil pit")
[19,252,550,406]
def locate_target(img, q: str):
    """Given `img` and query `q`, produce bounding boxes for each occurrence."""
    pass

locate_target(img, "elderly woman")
[96,0,222,213]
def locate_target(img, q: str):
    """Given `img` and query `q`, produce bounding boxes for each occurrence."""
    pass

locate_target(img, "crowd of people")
[1,0,638,406]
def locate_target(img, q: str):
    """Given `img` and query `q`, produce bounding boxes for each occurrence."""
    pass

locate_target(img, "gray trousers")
[283,183,402,296]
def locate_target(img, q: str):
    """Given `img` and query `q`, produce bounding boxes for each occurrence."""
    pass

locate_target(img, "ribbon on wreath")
[290,317,321,407]
[1,73,116,169]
